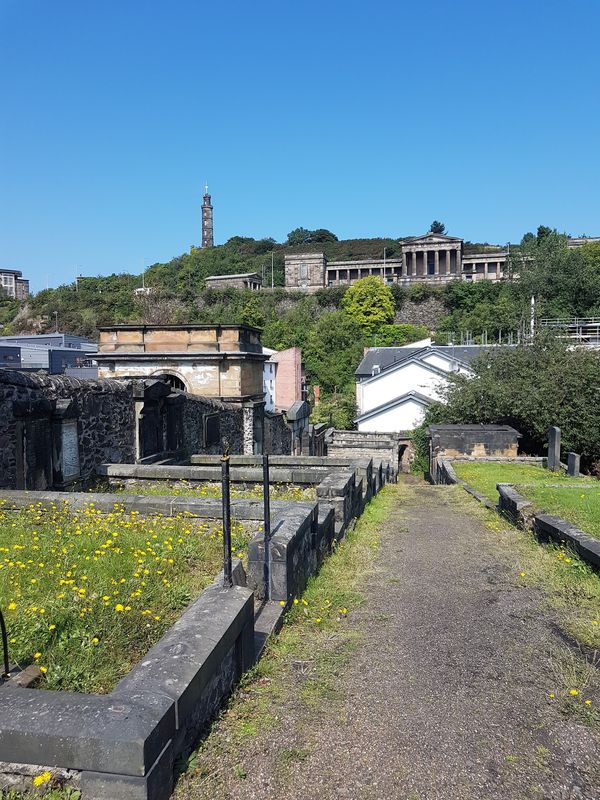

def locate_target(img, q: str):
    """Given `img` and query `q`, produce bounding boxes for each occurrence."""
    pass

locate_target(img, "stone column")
[484,262,489,280]
[434,249,440,276]
[547,426,561,471]
[446,249,452,274]
[456,248,462,274]
[402,251,407,277]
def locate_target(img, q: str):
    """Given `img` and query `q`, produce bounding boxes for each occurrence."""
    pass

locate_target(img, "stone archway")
[152,371,187,392]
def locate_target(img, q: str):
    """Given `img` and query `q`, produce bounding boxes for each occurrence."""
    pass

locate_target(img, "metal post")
[221,451,232,588]
[262,454,271,599]
[0,608,10,678]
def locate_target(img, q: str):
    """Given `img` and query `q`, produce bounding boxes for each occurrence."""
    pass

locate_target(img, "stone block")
[567,452,580,477]
[0,690,174,776]
[80,741,173,800]
[547,425,561,471]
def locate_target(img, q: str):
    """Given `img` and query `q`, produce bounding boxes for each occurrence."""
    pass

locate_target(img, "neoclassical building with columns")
[284,232,508,292]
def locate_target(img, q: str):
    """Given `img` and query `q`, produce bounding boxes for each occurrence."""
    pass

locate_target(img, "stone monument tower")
[201,184,214,248]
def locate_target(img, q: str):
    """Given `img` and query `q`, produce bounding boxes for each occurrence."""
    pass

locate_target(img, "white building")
[263,347,277,411]
[0,269,29,300]
[355,342,488,433]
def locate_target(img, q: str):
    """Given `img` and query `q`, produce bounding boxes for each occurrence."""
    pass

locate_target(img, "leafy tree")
[286,227,313,246]
[426,333,600,469]
[310,228,338,243]
[304,311,365,393]
[240,296,265,329]
[537,225,554,240]
[341,276,394,334]
[310,386,356,429]
[368,324,429,347]
[429,220,446,235]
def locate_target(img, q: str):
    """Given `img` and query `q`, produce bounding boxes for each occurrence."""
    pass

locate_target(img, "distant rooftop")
[355,344,499,378]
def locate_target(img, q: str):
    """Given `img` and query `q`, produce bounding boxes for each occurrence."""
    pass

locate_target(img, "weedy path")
[178,483,600,800]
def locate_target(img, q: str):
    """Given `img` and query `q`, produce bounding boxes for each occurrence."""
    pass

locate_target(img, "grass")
[105,480,316,502]
[172,485,397,798]
[514,484,600,538]
[449,489,600,652]
[452,462,581,502]
[0,501,254,693]
[452,461,600,539]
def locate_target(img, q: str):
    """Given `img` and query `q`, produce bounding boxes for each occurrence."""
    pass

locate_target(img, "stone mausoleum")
[284,232,508,291]
[95,324,266,402]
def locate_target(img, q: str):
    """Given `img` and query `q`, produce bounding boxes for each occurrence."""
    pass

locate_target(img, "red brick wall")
[273,347,302,411]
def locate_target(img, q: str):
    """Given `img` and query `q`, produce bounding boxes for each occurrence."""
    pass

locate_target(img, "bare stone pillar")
[434,249,440,275]
[456,248,462,274]
[446,249,452,273]
[484,262,489,280]
[547,426,561,471]
[402,251,407,277]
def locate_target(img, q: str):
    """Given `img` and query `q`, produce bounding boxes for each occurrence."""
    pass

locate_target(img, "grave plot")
[104,479,316,502]
[0,500,257,693]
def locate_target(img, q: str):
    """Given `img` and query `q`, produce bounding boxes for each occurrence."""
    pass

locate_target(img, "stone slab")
[0,690,174,776]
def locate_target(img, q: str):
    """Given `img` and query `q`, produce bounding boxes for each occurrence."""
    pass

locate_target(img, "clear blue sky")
[2,0,599,291]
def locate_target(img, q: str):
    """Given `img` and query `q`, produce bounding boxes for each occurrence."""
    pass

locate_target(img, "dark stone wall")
[181,395,244,456]
[264,411,292,455]
[0,369,134,489]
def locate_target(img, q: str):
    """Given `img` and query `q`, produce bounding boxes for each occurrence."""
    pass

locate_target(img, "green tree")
[341,276,394,334]
[310,228,338,243]
[368,323,429,347]
[239,295,265,329]
[304,311,365,393]
[286,227,312,246]
[429,220,446,235]
[426,334,600,469]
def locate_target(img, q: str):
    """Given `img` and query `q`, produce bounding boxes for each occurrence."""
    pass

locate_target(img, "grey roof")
[355,345,497,378]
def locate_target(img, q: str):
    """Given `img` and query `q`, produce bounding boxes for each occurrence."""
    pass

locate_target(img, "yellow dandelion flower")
[33,652,41,659]
[549,693,555,699]
[39,666,47,674]
[114,603,125,612]
[519,572,526,577]
[32,771,52,786]
[92,637,99,645]
[48,624,56,631]
[279,600,285,606]
[569,689,579,696]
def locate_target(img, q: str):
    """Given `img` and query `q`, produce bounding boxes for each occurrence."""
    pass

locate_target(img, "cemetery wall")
[0,369,134,489]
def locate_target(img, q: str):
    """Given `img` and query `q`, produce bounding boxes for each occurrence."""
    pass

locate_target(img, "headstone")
[61,420,81,481]
[547,426,561,471]
[567,452,580,478]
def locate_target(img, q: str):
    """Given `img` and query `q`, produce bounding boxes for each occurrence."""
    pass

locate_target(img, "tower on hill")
[201,184,214,248]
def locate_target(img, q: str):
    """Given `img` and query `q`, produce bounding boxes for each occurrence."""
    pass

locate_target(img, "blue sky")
[2,0,599,291]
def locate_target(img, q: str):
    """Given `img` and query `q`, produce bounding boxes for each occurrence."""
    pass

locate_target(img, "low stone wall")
[0,567,254,800]
[247,503,322,601]
[325,429,405,473]
[534,515,600,570]
[496,483,536,528]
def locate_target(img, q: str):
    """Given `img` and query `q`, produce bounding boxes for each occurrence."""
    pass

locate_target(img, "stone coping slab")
[0,489,316,523]
[97,462,332,486]
[535,514,600,570]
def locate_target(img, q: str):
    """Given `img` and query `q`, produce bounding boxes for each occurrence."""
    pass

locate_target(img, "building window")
[300,263,308,280]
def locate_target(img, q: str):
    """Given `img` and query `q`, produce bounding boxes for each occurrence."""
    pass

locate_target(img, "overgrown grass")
[106,480,316,502]
[172,485,397,798]
[452,462,580,502]
[0,502,253,693]
[515,484,600,538]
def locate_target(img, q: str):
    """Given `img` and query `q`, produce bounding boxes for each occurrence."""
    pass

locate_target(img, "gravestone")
[547,426,561,471]
[567,452,580,478]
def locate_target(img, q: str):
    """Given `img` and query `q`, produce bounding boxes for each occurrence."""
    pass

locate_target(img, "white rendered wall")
[358,398,427,432]
[360,361,447,415]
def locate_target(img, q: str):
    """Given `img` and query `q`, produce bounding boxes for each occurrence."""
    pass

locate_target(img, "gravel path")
[180,483,600,800]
